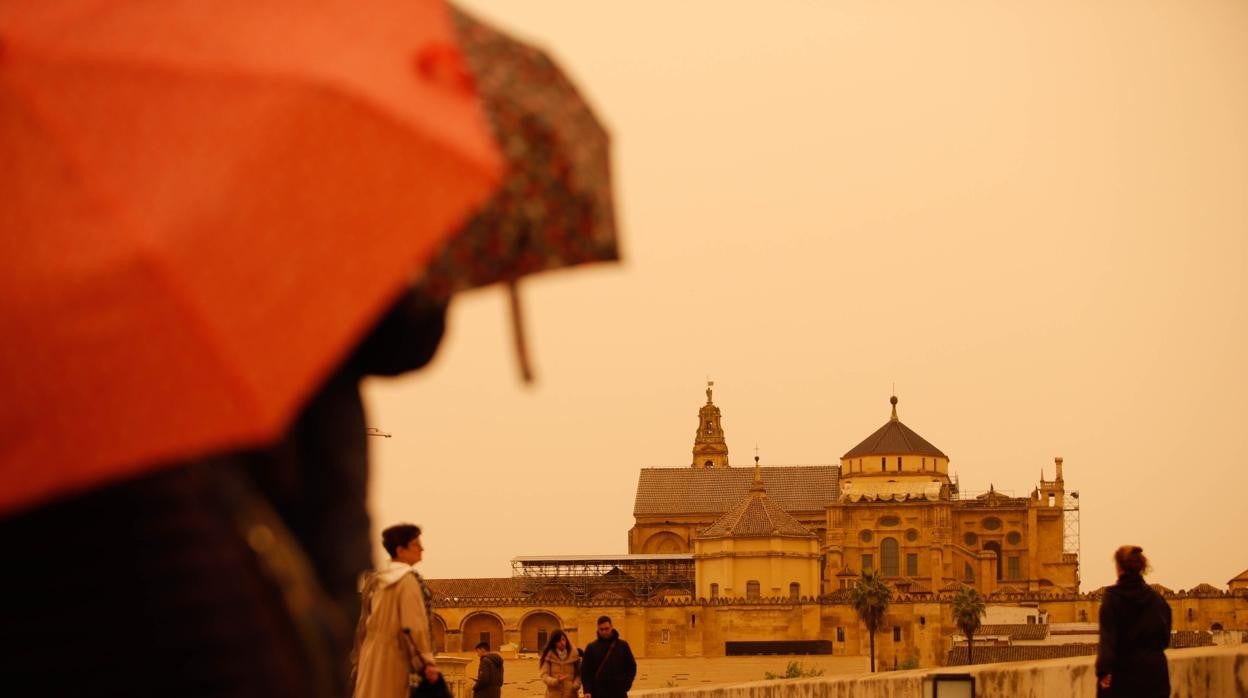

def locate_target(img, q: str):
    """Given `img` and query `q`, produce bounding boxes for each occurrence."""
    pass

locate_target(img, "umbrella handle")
[508,281,534,384]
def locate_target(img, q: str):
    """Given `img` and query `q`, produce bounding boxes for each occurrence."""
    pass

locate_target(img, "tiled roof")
[1228,567,1248,585]
[426,577,524,599]
[890,577,932,594]
[975,624,1050,641]
[842,398,946,459]
[697,487,814,539]
[633,466,838,516]
[946,643,1097,665]
[843,419,946,459]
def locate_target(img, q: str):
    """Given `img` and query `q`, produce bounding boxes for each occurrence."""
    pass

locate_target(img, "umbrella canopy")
[417,5,619,299]
[0,0,503,514]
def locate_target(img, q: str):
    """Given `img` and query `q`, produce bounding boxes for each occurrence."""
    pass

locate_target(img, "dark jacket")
[473,652,505,698]
[0,292,449,698]
[1095,572,1172,697]
[581,630,637,698]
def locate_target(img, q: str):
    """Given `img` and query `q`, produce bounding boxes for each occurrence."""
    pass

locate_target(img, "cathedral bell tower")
[692,381,729,469]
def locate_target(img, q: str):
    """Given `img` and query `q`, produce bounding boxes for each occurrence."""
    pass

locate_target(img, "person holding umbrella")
[0,2,619,697]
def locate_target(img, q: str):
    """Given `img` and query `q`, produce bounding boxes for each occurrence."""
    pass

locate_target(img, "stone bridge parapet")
[631,645,1248,698]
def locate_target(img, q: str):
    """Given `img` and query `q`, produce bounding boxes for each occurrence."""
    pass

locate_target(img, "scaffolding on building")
[1064,491,1081,558]
[510,554,695,599]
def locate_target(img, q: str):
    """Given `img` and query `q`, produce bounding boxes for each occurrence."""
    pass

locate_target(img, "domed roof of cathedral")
[697,459,815,539]
[842,396,947,459]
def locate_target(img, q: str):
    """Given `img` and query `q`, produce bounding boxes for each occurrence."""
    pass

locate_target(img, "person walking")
[353,524,440,698]
[581,616,636,698]
[472,641,504,698]
[1095,545,1172,697]
[539,630,581,698]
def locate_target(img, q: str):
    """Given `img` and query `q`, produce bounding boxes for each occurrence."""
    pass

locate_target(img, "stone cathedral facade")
[630,385,1080,599]
[425,385,1244,666]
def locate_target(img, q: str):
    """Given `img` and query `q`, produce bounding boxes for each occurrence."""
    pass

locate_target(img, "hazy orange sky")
[363,0,1247,593]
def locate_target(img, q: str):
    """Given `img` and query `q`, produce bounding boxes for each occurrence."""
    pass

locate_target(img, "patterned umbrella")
[418,6,619,299]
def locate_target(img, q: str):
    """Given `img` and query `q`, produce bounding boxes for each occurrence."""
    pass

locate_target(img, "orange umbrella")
[0,0,503,514]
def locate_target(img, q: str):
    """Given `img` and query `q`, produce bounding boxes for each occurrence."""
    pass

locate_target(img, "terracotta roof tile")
[842,418,946,459]
[698,489,814,539]
[426,577,524,599]
[946,643,1096,665]
[633,466,838,516]
[975,624,1050,641]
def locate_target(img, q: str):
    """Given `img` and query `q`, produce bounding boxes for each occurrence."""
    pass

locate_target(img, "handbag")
[411,674,451,698]
[403,629,451,698]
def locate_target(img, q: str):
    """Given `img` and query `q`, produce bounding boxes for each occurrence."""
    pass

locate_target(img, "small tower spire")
[691,381,729,469]
[889,394,899,422]
[751,454,765,493]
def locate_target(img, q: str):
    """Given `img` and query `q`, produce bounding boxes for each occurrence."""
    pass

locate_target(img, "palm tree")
[850,569,892,672]
[951,585,986,665]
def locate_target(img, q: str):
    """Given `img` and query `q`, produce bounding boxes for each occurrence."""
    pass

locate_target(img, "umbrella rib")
[3,66,274,440]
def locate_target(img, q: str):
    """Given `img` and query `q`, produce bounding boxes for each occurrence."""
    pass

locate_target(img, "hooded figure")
[354,526,438,698]
[1095,546,1171,697]
[472,642,505,698]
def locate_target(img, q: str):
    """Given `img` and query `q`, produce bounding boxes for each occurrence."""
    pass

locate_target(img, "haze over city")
[364,0,1248,593]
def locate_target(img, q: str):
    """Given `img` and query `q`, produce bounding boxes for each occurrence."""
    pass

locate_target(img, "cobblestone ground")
[482,655,871,698]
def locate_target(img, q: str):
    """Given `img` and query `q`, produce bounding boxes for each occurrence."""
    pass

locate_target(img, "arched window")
[983,541,1003,580]
[964,562,975,581]
[880,538,900,576]
[710,583,719,600]
[746,580,761,600]
[789,582,800,600]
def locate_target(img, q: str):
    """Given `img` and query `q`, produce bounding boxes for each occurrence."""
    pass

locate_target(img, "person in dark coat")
[472,641,505,698]
[581,616,637,698]
[0,289,449,698]
[1096,545,1172,697]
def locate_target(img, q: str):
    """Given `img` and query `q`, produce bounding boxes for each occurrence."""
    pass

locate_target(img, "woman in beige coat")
[353,524,439,698]
[539,630,582,698]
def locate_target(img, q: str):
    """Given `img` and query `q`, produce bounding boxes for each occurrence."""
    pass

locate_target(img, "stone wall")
[430,589,1248,662]
[631,645,1248,698]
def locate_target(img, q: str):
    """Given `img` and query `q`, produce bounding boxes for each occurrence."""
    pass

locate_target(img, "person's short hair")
[596,615,612,626]
[382,523,422,558]
[475,641,490,651]
[1114,545,1150,575]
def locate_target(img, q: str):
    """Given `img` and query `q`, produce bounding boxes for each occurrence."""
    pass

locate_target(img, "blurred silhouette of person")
[1096,545,1172,697]
[0,290,448,698]
[353,523,440,698]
